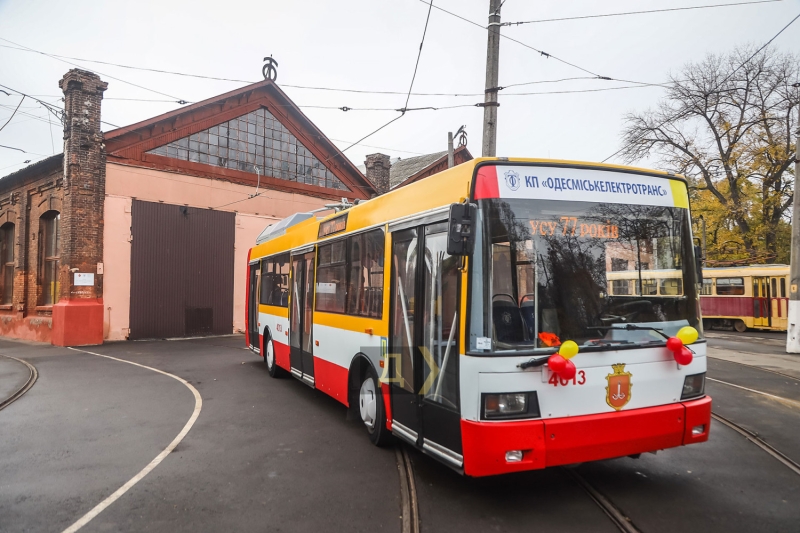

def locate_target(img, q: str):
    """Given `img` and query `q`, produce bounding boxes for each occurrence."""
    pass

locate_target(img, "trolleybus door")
[289,250,316,385]
[247,260,260,352]
[753,276,770,328]
[389,223,463,468]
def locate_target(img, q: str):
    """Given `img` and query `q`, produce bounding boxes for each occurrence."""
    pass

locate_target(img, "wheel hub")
[359,377,377,430]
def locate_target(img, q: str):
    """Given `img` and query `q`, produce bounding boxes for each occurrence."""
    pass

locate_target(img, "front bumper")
[461,396,711,477]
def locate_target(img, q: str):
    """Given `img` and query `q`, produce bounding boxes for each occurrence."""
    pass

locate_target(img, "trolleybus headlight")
[681,373,705,400]
[482,392,540,420]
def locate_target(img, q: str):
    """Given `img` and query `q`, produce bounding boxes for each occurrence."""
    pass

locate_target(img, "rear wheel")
[264,335,286,378]
[359,367,393,447]
[734,319,747,333]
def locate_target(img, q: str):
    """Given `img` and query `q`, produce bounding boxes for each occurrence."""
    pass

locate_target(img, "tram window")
[316,240,347,313]
[260,254,290,306]
[716,277,744,296]
[781,278,786,298]
[700,279,713,295]
[612,280,630,295]
[634,278,658,296]
[345,229,384,318]
[660,278,683,296]
[771,279,777,298]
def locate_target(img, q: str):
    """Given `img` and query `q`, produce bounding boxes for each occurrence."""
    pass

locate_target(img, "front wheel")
[734,319,747,333]
[359,368,393,447]
[265,336,286,378]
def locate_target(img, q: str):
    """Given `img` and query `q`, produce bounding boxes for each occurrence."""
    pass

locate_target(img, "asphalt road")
[0,332,798,533]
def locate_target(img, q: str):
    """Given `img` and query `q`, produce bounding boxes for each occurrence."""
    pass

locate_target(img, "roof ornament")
[454,125,467,147]
[262,56,278,82]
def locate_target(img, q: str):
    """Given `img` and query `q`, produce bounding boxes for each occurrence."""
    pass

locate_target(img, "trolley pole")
[481,0,502,158]
[447,132,455,168]
[788,102,800,353]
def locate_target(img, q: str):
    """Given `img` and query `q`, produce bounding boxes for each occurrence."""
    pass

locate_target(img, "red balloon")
[666,337,683,353]
[561,359,577,380]
[675,346,694,365]
[548,354,567,373]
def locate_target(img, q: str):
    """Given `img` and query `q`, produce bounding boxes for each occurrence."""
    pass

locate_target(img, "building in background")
[0,69,376,345]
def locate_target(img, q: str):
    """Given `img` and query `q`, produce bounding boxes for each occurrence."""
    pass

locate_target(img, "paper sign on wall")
[74,273,95,286]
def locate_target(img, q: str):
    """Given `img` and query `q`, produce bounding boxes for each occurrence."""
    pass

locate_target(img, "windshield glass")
[469,198,702,353]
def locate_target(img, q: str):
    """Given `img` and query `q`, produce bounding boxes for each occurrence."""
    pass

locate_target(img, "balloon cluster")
[547,340,579,379]
[666,326,699,365]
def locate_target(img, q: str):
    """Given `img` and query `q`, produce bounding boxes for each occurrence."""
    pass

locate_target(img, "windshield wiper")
[517,356,551,370]
[589,324,669,339]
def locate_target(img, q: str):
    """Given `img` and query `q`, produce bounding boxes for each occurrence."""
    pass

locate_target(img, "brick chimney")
[52,69,107,346]
[365,153,391,195]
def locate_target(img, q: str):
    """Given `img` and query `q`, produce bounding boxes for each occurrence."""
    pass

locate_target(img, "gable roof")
[390,145,473,189]
[104,79,376,200]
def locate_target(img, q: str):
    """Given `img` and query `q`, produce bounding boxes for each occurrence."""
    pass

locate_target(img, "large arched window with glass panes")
[0,223,14,305]
[39,211,60,306]
[147,108,350,191]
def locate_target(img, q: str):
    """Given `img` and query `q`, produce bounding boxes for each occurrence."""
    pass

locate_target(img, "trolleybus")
[245,158,711,477]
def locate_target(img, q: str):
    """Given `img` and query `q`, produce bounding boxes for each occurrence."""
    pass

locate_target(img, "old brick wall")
[59,69,107,301]
[0,157,64,341]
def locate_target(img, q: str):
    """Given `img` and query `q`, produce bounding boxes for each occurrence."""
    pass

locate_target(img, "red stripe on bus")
[473,165,499,199]
[461,397,711,477]
[381,382,392,431]
[314,357,349,407]
[272,339,291,371]
[245,249,252,348]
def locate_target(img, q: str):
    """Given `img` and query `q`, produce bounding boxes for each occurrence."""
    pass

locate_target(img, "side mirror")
[694,245,703,283]
[447,202,477,256]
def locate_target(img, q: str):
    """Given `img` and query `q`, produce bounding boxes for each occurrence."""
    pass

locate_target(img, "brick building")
[0,69,378,345]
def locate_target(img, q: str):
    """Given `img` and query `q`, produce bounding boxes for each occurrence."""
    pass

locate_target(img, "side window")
[39,211,60,305]
[611,279,630,295]
[771,278,777,298]
[660,278,682,296]
[316,240,347,313]
[642,279,658,296]
[0,223,14,305]
[346,229,384,318]
[260,254,290,307]
[781,278,786,298]
[700,278,713,295]
[716,277,744,296]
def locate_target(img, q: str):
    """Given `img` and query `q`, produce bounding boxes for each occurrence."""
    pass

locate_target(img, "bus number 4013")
[549,370,586,387]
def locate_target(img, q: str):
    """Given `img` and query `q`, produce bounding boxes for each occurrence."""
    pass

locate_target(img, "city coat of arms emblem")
[605,363,632,411]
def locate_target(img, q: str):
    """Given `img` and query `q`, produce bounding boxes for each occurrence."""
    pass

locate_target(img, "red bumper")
[461,396,711,477]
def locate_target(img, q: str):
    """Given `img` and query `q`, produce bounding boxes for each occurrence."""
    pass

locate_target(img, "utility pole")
[788,97,800,353]
[481,0,502,157]
[447,132,455,168]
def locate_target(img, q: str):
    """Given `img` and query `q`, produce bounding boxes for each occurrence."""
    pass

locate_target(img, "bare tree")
[620,47,799,260]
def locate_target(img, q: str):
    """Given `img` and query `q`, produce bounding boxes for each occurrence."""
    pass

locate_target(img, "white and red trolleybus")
[245,158,711,477]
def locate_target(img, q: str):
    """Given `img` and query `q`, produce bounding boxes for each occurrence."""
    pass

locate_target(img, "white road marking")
[61,347,203,533]
[707,377,800,408]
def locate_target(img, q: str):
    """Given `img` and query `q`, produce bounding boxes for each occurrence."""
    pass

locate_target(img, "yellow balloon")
[559,340,579,359]
[676,326,699,345]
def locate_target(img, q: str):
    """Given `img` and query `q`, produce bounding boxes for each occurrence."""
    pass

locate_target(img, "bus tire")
[734,319,747,333]
[264,334,286,378]
[358,366,392,447]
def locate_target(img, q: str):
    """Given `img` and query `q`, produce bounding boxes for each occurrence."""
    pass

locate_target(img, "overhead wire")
[601,11,800,163]
[0,95,24,132]
[212,0,438,209]
[505,0,784,25]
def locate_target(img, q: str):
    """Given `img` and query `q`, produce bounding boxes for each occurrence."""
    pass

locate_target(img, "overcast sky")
[0,0,798,179]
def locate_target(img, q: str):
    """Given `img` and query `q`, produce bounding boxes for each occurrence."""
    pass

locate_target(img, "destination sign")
[318,213,348,238]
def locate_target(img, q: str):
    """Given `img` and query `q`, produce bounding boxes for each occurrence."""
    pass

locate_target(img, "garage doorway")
[129,200,235,340]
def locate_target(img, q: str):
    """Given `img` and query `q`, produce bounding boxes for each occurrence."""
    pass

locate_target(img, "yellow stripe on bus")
[314,311,387,337]
[670,179,689,209]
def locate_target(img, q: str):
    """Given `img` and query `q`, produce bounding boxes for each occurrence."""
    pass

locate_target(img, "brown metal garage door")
[129,200,235,340]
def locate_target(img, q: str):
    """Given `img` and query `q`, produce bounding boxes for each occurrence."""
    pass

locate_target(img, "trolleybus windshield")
[469,197,701,353]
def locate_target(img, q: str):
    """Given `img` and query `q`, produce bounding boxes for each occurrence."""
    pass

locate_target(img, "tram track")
[395,445,420,533]
[0,354,38,412]
[563,468,642,533]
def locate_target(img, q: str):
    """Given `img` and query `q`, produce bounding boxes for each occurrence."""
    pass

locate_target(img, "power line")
[0,95,24,132]
[601,11,800,164]
[403,0,434,111]
[504,0,784,26]
[0,37,189,104]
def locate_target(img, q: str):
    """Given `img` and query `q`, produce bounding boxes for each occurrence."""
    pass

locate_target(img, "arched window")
[39,211,60,305]
[0,223,14,305]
